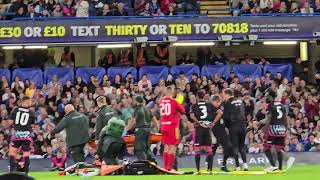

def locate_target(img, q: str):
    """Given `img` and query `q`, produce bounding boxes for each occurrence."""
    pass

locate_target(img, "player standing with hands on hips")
[159,86,185,172]
[222,89,248,171]
[190,92,215,174]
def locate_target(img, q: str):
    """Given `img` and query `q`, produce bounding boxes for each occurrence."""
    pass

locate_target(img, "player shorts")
[10,140,32,152]
[161,125,180,145]
[264,135,285,149]
[193,127,212,147]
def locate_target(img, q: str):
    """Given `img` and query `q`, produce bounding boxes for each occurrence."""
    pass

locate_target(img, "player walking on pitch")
[159,86,185,171]
[222,89,248,171]
[210,95,233,172]
[8,96,35,175]
[263,91,289,172]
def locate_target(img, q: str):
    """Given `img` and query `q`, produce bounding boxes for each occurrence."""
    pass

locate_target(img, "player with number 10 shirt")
[7,96,36,175]
[159,87,185,171]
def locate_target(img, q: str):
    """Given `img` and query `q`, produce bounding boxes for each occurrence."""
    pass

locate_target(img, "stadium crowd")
[0,0,199,19]
[0,50,320,170]
[232,0,320,16]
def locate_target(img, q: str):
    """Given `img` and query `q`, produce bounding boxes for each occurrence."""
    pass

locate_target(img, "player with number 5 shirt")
[159,86,185,171]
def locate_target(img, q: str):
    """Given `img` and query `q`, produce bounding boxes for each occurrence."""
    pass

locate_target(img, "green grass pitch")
[28,165,320,180]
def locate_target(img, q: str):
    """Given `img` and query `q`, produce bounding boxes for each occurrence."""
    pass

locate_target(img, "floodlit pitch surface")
[28,165,320,180]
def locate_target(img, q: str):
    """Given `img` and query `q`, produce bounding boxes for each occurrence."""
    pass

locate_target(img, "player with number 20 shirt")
[159,87,185,171]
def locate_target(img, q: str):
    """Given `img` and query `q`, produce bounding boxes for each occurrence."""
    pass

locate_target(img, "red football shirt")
[159,97,185,126]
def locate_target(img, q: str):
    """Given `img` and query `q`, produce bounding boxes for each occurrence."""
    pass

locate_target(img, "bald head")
[64,104,75,114]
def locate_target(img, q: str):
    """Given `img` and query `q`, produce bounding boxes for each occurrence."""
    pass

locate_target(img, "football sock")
[207,153,213,171]
[222,155,228,167]
[167,153,175,171]
[9,155,16,173]
[195,154,201,171]
[265,149,276,167]
[163,152,168,170]
[24,157,30,174]
[240,149,247,163]
[277,151,283,170]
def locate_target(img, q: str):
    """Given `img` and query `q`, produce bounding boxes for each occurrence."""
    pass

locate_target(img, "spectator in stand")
[60,47,75,67]
[97,3,112,16]
[304,95,319,120]
[278,2,287,13]
[305,134,316,151]
[98,50,116,68]
[135,0,146,14]
[140,3,152,16]
[46,0,56,12]
[150,0,160,12]
[176,71,189,90]
[153,8,165,16]
[166,74,175,86]
[161,0,175,14]
[315,0,320,13]
[15,7,26,18]
[118,49,133,65]
[241,4,252,14]
[63,0,76,17]
[231,0,242,16]
[52,4,63,17]
[262,0,274,13]
[258,57,270,66]
[40,9,51,17]
[138,74,152,92]
[50,150,66,171]
[25,82,37,97]
[75,0,89,17]
[260,0,273,10]
[11,76,24,92]
[166,4,177,15]
[290,2,300,13]
[35,0,46,14]
[114,3,128,16]
[301,2,314,14]
[26,4,39,18]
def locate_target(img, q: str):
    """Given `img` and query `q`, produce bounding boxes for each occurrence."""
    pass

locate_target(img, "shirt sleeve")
[8,108,17,120]
[52,117,68,135]
[175,99,186,114]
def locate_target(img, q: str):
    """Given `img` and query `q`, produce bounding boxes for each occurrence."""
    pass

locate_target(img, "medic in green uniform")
[97,117,126,165]
[133,96,154,162]
[95,96,118,141]
[51,104,90,163]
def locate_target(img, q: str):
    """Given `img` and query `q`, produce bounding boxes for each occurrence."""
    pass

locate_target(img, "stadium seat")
[170,65,200,81]
[44,68,74,85]
[233,64,262,82]
[201,65,230,79]
[0,69,11,83]
[12,68,43,87]
[76,67,106,84]
[139,66,169,85]
[263,64,293,82]
[107,66,137,82]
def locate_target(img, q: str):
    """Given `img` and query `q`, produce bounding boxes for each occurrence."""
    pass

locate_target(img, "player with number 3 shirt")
[159,87,185,171]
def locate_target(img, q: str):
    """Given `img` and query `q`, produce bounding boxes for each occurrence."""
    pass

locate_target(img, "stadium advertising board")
[0,17,319,44]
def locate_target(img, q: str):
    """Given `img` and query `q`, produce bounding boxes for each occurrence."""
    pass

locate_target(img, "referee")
[222,89,248,171]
